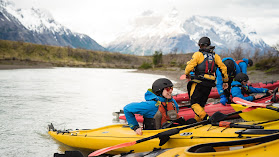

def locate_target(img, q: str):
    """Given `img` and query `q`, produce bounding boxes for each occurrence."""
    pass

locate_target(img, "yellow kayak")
[48,120,279,155]
[231,104,279,121]
[125,132,279,157]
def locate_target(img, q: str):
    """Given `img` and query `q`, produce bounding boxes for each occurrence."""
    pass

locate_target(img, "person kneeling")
[123,78,195,135]
[231,73,272,101]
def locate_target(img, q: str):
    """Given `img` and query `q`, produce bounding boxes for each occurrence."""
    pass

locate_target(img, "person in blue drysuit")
[231,73,272,101]
[216,57,241,105]
[123,78,195,135]
[236,58,253,74]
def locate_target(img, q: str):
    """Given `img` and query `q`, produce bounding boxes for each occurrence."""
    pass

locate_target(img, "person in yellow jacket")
[185,37,229,122]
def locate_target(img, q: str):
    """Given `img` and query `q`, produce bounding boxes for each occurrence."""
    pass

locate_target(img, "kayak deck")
[48,120,279,154]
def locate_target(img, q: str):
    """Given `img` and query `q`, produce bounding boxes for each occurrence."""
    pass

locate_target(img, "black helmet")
[198,37,211,46]
[152,78,173,96]
[235,73,249,82]
[248,59,253,66]
[223,59,236,77]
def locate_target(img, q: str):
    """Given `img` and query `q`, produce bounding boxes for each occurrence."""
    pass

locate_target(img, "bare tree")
[253,48,260,63]
[232,46,244,60]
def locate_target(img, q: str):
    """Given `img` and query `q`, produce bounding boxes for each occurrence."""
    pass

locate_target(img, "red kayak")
[173,88,219,102]
[249,80,279,90]
[118,94,276,123]
[119,103,237,123]
[173,80,279,102]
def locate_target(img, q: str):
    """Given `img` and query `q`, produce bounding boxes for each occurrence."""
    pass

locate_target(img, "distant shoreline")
[1,61,278,93]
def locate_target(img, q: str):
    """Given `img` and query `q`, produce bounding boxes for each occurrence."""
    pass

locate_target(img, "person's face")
[162,87,173,99]
[242,80,248,85]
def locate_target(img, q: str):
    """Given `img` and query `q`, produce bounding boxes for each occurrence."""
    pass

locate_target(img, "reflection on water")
[0,68,179,157]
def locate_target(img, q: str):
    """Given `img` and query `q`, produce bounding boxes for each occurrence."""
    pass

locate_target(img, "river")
[0,68,180,157]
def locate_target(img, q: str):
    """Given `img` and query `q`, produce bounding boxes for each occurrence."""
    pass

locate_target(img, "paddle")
[212,120,263,129]
[88,107,257,157]
[271,87,278,103]
[232,97,279,112]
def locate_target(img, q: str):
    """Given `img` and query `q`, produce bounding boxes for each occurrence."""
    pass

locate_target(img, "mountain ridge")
[0,0,105,51]
[107,10,271,56]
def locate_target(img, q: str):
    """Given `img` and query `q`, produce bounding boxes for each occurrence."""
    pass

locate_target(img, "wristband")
[133,125,139,131]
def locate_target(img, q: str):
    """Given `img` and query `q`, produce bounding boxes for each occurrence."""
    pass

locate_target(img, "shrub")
[153,51,162,67]
[138,62,152,69]
[255,57,279,73]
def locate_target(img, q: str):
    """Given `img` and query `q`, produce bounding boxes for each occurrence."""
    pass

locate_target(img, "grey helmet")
[152,78,173,96]
[235,72,249,82]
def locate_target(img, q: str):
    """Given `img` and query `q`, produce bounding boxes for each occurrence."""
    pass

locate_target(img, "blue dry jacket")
[216,57,241,95]
[231,81,269,101]
[238,58,249,74]
[123,89,179,130]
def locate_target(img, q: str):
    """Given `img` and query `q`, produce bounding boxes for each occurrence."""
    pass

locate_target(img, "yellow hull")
[157,133,279,157]
[49,120,279,154]
[231,104,279,121]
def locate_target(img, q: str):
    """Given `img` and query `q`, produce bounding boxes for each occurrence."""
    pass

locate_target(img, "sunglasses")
[165,87,173,92]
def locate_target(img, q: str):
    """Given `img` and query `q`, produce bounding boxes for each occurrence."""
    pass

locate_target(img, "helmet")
[198,37,211,46]
[223,59,236,77]
[152,78,173,96]
[235,73,249,82]
[248,59,253,66]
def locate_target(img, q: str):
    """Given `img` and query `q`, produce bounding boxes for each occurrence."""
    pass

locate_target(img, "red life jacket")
[158,101,179,125]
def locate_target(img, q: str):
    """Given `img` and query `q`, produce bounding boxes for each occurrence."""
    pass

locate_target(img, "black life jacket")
[195,51,216,76]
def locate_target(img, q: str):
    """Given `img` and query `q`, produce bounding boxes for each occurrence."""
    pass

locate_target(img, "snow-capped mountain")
[107,9,271,55]
[0,0,105,51]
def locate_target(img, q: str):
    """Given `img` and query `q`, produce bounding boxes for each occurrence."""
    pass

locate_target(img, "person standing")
[216,57,241,105]
[185,37,229,122]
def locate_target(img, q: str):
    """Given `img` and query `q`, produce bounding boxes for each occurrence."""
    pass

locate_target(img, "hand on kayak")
[135,128,142,135]
[254,94,263,99]
[267,90,273,94]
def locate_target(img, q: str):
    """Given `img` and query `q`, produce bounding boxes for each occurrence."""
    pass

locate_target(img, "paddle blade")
[180,74,186,80]
[242,106,257,112]
[232,97,268,107]
[88,141,136,157]
[209,111,227,123]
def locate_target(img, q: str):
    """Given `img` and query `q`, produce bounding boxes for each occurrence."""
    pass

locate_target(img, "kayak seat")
[194,146,216,153]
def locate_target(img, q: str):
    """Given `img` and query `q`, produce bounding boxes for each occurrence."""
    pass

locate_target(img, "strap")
[232,84,242,88]
[210,60,215,73]
[205,59,209,74]
[219,121,231,127]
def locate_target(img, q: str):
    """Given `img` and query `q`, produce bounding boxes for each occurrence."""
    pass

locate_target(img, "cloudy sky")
[11,0,279,46]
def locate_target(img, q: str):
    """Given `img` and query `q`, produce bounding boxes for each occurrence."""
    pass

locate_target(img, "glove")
[220,95,228,106]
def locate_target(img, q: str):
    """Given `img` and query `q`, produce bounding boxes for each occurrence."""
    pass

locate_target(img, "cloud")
[9,0,279,45]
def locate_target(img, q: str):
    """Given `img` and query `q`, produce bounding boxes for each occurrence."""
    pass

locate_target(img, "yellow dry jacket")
[185,51,229,82]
